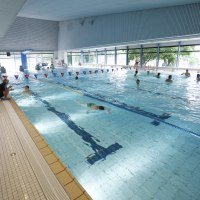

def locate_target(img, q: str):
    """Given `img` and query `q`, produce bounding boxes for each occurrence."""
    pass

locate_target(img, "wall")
[58,3,200,51]
[0,17,58,51]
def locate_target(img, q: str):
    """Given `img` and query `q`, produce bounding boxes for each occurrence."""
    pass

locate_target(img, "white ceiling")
[0,0,26,38]
[18,0,200,21]
[1,0,200,48]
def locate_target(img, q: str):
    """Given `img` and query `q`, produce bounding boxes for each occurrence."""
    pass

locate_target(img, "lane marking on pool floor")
[21,77,200,138]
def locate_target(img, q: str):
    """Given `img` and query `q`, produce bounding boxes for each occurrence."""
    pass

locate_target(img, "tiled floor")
[0,101,70,200]
[0,101,47,200]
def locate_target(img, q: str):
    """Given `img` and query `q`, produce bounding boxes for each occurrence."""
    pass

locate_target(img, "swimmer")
[147,71,150,75]
[77,101,111,114]
[196,74,200,81]
[136,79,140,86]
[134,70,138,76]
[155,72,161,78]
[181,69,190,77]
[165,75,173,83]
[86,103,111,114]
[75,76,79,80]
[23,85,32,94]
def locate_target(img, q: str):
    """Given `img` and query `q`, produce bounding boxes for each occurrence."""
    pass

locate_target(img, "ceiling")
[18,0,200,21]
[1,0,200,47]
[0,0,26,38]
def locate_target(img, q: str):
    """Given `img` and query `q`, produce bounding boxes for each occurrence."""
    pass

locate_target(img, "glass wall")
[106,50,115,65]
[128,48,140,65]
[159,47,178,68]
[179,45,200,68]
[142,48,157,66]
[67,44,200,69]
[90,51,97,64]
[0,53,17,73]
[27,53,53,71]
[67,52,72,66]
[71,52,81,66]
[117,49,126,65]
[98,50,105,65]
[83,52,89,64]
[0,52,54,73]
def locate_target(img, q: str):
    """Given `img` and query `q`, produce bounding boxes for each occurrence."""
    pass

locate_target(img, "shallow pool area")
[10,68,200,200]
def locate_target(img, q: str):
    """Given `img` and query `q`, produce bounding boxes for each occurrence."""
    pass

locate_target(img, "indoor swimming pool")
[10,68,200,200]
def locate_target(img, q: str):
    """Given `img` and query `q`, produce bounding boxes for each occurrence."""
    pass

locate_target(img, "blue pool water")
[10,68,200,200]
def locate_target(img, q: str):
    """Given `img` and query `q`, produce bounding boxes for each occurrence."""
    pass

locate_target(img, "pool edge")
[9,98,92,200]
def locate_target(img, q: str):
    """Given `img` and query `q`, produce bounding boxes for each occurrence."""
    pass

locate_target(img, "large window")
[67,52,72,66]
[97,51,105,65]
[159,47,178,68]
[179,45,200,68]
[117,49,126,65]
[71,52,81,65]
[68,44,200,69]
[83,52,89,64]
[27,53,53,71]
[90,51,97,64]
[142,48,157,66]
[128,48,140,65]
[0,53,17,73]
[107,50,115,65]
[0,52,54,73]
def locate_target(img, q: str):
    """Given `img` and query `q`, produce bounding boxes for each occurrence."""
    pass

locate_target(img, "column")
[126,46,129,66]
[140,45,143,68]
[176,42,181,68]
[104,48,107,65]
[114,47,117,65]
[156,44,160,68]
[21,52,28,70]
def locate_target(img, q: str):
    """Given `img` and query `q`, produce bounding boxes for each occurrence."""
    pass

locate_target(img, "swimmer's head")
[98,106,105,110]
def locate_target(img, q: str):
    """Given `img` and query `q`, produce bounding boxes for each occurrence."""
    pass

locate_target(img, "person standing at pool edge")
[0,79,12,100]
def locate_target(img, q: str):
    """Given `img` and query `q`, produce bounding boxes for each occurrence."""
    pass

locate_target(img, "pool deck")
[0,99,91,200]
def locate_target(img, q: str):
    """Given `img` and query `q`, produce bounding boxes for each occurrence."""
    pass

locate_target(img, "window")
[179,45,200,68]
[142,48,157,66]
[128,48,140,65]
[107,50,115,65]
[117,49,126,65]
[159,47,178,67]
[71,52,81,65]
[97,51,105,65]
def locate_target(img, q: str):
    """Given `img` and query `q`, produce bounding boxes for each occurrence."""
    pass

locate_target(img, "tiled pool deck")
[0,99,92,200]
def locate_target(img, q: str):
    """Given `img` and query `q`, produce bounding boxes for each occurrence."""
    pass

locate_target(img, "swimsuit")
[87,103,95,108]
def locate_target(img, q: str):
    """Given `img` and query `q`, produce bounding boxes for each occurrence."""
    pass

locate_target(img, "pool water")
[10,68,200,200]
